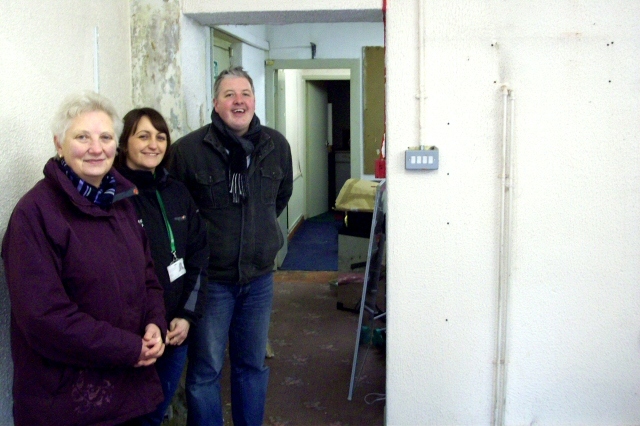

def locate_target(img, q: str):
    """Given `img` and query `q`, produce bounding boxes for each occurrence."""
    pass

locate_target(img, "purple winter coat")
[1,158,167,426]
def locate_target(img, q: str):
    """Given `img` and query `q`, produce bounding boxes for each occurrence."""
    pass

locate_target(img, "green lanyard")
[155,190,177,261]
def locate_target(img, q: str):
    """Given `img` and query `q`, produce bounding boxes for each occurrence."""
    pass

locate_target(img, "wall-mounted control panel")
[405,146,439,170]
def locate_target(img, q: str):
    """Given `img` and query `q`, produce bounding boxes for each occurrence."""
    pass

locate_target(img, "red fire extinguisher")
[375,133,386,179]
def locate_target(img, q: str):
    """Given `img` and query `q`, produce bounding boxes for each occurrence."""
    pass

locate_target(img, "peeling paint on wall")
[131,0,185,137]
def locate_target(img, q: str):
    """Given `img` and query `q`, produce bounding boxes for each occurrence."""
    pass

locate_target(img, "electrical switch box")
[405,148,439,170]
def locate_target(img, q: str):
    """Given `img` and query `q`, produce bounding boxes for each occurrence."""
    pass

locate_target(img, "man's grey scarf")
[211,110,262,203]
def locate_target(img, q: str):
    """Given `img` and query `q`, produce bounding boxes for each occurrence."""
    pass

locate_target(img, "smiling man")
[169,66,293,426]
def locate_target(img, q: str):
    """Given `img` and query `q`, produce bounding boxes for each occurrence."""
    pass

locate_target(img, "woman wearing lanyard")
[116,108,209,426]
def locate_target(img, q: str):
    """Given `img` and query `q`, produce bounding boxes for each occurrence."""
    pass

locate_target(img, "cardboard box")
[334,178,379,213]
[335,272,385,313]
[338,234,370,272]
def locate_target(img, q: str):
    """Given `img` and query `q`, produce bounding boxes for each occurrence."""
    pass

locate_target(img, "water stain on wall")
[131,0,185,137]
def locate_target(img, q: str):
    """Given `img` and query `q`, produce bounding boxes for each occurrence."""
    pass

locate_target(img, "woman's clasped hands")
[136,323,165,367]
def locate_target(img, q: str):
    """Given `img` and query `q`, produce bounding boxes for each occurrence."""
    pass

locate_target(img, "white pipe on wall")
[493,85,514,426]
[417,0,427,145]
[93,26,100,93]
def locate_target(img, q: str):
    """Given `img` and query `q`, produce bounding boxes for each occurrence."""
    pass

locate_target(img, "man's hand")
[166,318,190,346]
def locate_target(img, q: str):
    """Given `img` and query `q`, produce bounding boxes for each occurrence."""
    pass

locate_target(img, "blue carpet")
[280,212,342,271]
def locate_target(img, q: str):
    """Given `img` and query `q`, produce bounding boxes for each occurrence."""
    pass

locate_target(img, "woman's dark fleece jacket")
[117,165,208,326]
[1,158,166,426]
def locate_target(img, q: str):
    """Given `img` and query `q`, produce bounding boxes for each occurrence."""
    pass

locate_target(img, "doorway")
[212,29,233,78]
[304,79,351,213]
[305,79,330,218]
[265,59,362,230]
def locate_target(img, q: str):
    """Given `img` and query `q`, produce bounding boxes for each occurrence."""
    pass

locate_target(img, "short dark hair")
[116,107,172,170]
[213,66,255,99]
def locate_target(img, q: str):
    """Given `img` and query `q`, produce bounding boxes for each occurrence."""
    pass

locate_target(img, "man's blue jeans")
[186,272,274,426]
[141,344,189,426]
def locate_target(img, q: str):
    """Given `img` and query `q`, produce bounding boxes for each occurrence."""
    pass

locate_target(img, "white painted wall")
[0,1,132,423]
[216,24,268,50]
[183,0,382,24]
[184,0,379,14]
[231,43,267,124]
[284,69,303,180]
[284,70,306,231]
[268,23,384,60]
[386,1,640,425]
[181,14,210,133]
[288,177,305,234]
[3,1,639,425]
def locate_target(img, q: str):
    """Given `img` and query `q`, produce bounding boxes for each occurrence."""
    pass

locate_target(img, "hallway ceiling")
[186,9,383,25]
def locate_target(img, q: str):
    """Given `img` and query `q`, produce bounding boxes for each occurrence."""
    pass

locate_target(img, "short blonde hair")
[51,91,122,143]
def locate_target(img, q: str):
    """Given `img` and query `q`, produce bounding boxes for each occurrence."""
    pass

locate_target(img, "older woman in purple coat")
[1,91,167,426]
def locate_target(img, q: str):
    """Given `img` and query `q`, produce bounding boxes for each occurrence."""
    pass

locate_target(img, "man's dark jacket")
[169,122,293,284]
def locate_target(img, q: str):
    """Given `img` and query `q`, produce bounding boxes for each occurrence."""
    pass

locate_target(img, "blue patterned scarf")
[58,158,116,209]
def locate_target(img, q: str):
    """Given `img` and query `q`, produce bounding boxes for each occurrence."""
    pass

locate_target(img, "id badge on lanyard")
[156,190,186,282]
[168,257,186,282]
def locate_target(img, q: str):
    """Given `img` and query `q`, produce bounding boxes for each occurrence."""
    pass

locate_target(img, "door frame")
[265,59,363,181]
